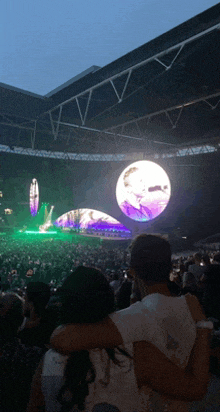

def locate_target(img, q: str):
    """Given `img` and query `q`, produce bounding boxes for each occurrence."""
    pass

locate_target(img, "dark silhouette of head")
[202,254,210,266]
[204,264,220,286]
[185,259,194,272]
[130,234,172,283]
[213,252,220,264]
[203,264,220,320]
[193,252,202,265]
[0,292,24,342]
[58,266,115,324]
[26,282,51,317]
[112,273,119,281]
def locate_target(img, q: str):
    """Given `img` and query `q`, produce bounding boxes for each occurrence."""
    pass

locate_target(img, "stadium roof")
[0,3,220,160]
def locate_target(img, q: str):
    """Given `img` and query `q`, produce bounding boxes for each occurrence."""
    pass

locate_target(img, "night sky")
[1,0,218,95]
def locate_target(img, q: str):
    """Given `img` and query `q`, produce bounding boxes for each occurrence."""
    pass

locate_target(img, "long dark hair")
[56,266,132,412]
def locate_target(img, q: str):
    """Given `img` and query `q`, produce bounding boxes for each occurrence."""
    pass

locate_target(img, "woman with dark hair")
[27,267,136,412]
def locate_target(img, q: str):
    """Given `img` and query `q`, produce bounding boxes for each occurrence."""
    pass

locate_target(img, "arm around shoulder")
[50,316,123,354]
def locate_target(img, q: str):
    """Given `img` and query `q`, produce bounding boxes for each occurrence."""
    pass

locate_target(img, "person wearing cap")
[47,235,212,408]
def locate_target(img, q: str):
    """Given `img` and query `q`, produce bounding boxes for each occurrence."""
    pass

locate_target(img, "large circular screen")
[116,160,171,222]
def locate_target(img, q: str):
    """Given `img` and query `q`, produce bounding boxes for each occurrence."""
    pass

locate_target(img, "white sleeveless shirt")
[110,293,196,369]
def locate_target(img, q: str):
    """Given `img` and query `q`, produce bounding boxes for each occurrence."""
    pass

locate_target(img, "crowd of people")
[0,234,220,411]
[0,237,128,290]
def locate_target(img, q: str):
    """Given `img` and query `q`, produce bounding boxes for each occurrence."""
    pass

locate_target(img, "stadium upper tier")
[0,4,219,158]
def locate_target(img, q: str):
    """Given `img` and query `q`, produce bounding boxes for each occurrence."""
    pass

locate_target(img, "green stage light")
[25,231,57,234]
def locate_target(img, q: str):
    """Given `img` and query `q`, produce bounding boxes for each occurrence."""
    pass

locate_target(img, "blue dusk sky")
[1,0,218,95]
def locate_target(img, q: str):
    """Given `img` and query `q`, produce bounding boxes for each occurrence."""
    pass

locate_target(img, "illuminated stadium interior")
[0,5,220,243]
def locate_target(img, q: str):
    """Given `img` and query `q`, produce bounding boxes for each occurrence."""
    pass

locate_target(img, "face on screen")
[126,172,147,198]
[116,161,171,222]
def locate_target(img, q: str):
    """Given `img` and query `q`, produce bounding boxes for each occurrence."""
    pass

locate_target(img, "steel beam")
[38,23,220,120]
[110,80,121,102]
[120,70,132,102]
[204,98,220,110]
[105,91,220,132]
[47,120,142,140]
[1,90,219,150]
[76,97,84,124]
[0,120,35,131]
[165,107,184,129]
[31,121,37,149]
[47,90,220,144]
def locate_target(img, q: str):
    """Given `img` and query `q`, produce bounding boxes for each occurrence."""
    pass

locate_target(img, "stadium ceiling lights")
[0,143,217,161]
